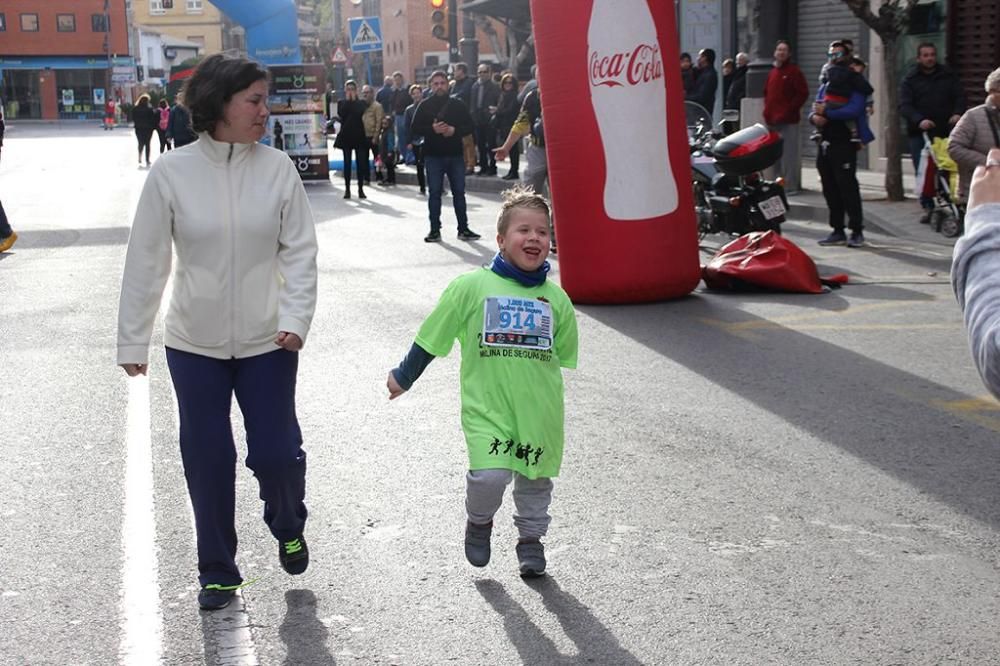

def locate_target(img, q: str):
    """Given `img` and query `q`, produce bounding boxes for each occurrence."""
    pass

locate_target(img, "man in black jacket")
[411,70,481,243]
[810,44,867,248]
[724,52,749,112]
[686,48,718,117]
[899,42,966,219]
[470,63,501,175]
[167,98,197,147]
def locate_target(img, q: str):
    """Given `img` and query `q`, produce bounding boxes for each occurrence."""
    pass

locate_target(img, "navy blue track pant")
[166,347,307,587]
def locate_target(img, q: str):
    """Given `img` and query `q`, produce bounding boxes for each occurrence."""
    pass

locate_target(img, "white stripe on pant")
[465,469,553,539]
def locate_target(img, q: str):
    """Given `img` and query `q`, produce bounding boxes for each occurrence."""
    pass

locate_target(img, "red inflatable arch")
[531,0,700,303]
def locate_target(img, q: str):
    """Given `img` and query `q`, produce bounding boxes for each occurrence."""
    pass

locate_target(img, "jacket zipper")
[227,143,237,359]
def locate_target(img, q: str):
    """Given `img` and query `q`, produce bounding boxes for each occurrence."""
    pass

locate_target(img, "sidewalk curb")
[788,195,895,238]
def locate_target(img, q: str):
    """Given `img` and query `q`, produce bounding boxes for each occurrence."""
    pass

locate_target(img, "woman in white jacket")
[116,54,318,611]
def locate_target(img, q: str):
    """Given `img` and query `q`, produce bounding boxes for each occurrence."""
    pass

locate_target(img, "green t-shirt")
[416,268,579,479]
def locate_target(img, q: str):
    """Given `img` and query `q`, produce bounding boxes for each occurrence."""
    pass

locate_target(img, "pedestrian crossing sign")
[348,17,383,53]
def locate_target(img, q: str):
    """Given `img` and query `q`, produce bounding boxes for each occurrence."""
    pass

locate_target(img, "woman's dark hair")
[181,54,268,134]
[500,73,518,88]
[159,99,168,108]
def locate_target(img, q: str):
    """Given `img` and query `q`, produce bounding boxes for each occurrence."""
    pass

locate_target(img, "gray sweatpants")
[465,469,553,539]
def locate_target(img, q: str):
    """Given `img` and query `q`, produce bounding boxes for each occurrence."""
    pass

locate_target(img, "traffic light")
[430,0,448,41]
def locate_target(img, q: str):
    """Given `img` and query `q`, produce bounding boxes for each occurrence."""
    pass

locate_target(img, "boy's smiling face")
[497,209,550,272]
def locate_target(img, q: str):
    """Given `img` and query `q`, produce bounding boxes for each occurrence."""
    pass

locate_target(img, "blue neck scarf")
[490,251,550,287]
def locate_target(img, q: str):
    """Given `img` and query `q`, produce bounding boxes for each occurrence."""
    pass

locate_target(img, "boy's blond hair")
[496,185,551,235]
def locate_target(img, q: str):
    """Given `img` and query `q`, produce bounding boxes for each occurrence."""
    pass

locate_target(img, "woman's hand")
[968,148,1000,212]
[120,363,148,377]
[275,331,303,351]
[387,372,406,400]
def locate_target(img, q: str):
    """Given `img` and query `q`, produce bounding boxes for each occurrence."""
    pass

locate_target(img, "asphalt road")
[0,125,997,665]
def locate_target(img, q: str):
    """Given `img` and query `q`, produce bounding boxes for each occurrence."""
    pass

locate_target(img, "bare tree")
[840,0,918,201]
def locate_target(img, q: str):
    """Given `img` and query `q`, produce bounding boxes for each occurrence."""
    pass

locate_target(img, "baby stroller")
[917,132,963,238]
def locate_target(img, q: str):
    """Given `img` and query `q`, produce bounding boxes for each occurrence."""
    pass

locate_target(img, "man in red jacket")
[763,40,810,193]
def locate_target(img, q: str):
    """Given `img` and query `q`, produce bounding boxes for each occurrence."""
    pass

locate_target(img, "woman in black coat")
[132,94,158,167]
[494,74,521,180]
[334,80,370,199]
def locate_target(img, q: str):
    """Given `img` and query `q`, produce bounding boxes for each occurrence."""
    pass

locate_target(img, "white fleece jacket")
[117,132,318,364]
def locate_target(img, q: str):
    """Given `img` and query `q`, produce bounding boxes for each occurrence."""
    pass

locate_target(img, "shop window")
[57,14,76,32]
[187,0,203,13]
[20,13,39,32]
[92,14,108,32]
[0,13,6,32]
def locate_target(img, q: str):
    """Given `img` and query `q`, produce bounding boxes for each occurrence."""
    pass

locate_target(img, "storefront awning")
[0,56,135,70]
[461,0,531,22]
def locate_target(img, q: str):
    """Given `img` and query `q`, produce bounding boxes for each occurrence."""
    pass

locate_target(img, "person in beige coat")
[361,84,385,185]
[948,67,1000,200]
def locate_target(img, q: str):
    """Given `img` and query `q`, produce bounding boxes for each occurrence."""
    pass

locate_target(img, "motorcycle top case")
[712,124,783,176]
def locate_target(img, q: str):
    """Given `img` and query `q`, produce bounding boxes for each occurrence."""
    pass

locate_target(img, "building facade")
[0,0,133,120]
[130,0,239,57]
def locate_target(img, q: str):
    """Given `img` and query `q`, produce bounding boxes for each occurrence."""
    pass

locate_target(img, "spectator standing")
[685,49,719,117]
[721,58,735,104]
[809,45,866,248]
[132,94,157,168]
[404,84,427,194]
[410,70,481,243]
[494,73,521,181]
[948,67,1000,201]
[518,65,538,104]
[899,42,967,222]
[724,52,750,112]
[680,53,696,95]
[471,64,501,176]
[495,85,558,252]
[390,71,413,164]
[335,80,370,199]
[763,40,810,193]
[375,75,394,114]
[377,116,397,186]
[450,63,477,175]
[167,96,198,148]
[361,84,385,185]
[156,99,172,153]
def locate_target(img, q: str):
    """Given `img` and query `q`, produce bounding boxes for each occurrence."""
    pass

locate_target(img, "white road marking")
[119,375,164,663]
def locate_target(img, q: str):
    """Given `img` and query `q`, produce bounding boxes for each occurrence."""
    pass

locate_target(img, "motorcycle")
[687,102,789,240]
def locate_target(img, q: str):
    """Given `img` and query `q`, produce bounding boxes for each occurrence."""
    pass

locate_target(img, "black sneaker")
[198,584,237,611]
[847,231,865,248]
[465,521,492,567]
[279,536,309,575]
[424,230,442,243]
[516,539,546,578]
[918,209,932,225]
[457,228,481,241]
[818,230,847,246]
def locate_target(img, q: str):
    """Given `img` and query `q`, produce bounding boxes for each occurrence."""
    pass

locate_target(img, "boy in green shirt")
[387,186,579,577]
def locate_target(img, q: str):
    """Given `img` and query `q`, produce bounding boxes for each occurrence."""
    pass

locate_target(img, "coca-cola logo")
[590,44,664,88]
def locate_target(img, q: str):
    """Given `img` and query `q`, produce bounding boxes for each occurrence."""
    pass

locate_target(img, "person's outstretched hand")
[120,363,148,377]
[387,371,406,400]
[968,148,1000,212]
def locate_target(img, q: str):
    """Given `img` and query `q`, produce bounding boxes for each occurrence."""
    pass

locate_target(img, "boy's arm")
[388,342,436,398]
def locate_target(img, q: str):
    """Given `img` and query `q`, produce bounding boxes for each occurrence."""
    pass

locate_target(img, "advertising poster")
[266,64,329,181]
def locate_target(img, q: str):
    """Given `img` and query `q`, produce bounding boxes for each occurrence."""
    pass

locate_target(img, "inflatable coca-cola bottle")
[531,0,700,303]
[588,0,677,220]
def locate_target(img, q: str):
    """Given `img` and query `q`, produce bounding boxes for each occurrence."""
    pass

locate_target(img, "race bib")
[482,296,552,350]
